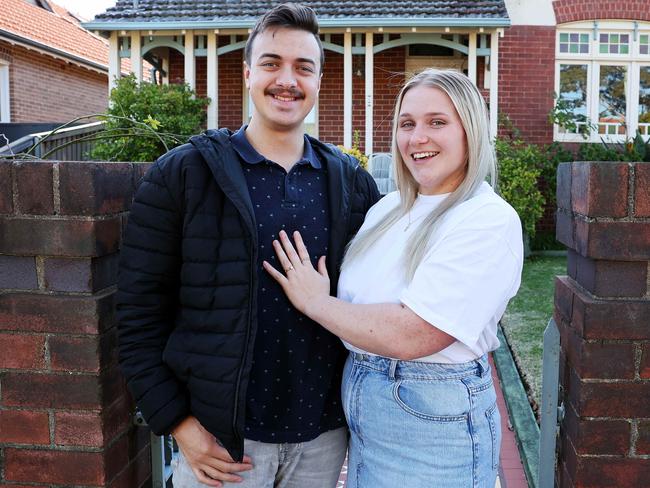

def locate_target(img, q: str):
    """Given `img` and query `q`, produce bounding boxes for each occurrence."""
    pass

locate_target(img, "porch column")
[344,30,352,148]
[162,51,169,85]
[130,31,142,82]
[489,30,500,139]
[365,32,374,155]
[184,30,195,90]
[207,31,218,129]
[108,31,120,95]
[468,32,477,84]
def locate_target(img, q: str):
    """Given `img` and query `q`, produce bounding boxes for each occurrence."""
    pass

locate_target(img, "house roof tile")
[0,0,113,68]
[93,0,509,23]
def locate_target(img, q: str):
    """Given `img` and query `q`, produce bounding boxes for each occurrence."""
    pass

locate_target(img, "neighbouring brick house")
[85,0,650,152]
[0,0,129,140]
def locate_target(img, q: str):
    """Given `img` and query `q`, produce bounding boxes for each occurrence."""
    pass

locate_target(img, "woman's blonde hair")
[343,69,497,281]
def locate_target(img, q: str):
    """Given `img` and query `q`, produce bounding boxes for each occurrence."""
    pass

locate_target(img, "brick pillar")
[0,160,152,487]
[554,162,650,487]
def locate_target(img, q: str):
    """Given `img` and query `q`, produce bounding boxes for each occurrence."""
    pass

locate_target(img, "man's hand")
[172,416,253,486]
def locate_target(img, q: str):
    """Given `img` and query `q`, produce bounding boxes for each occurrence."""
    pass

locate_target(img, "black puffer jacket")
[116,129,380,462]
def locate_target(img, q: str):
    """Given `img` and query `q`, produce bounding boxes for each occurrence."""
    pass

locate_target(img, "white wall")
[504,0,556,26]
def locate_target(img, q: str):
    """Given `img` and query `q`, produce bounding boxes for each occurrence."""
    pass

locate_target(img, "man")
[116,3,380,487]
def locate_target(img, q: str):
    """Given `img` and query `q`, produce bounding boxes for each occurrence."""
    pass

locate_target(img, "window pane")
[641,35,650,56]
[558,64,588,134]
[598,65,627,136]
[639,66,650,135]
[599,32,630,55]
[560,31,590,55]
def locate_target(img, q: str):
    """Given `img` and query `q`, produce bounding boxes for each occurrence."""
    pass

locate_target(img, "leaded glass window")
[641,34,650,56]
[559,32,590,54]
[599,33,630,55]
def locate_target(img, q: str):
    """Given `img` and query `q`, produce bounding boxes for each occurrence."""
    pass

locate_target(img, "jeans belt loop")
[388,359,398,380]
[478,355,489,378]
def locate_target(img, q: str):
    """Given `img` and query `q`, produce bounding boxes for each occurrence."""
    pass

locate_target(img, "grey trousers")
[172,427,347,488]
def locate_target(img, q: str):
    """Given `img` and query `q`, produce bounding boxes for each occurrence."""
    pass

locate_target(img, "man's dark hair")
[245,3,324,72]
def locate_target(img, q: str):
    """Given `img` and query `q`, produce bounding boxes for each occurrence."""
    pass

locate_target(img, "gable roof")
[87,0,510,30]
[0,0,116,71]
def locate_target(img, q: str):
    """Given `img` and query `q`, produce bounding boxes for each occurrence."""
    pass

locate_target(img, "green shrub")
[91,75,210,162]
[338,130,368,169]
[495,138,545,237]
[538,141,574,208]
[577,131,650,162]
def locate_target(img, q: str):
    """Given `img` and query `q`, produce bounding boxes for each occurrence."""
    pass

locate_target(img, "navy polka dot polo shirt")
[230,126,346,443]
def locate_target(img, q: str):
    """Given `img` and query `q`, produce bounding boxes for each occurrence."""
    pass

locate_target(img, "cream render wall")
[505,0,556,26]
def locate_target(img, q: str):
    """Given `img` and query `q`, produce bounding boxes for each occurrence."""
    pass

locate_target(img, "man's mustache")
[265,88,305,99]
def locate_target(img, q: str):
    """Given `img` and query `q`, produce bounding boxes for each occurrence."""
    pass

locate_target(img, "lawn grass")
[501,255,567,416]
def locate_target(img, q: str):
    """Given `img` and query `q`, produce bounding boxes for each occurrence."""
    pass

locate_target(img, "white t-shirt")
[337,182,523,363]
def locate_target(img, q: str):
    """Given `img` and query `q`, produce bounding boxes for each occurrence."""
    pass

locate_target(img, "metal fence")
[134,411,178,487]
[0,121,105,160]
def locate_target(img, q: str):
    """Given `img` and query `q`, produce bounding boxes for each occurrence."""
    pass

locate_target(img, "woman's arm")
[263,231,454,360]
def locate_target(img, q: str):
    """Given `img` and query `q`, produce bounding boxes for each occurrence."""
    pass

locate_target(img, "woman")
[263,69,524,487]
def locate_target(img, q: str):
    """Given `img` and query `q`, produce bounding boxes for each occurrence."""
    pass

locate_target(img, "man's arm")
[117,160,188,434]
[117,157,252,486]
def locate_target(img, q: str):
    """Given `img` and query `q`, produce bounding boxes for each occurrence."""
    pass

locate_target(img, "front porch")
[98,25,504,153]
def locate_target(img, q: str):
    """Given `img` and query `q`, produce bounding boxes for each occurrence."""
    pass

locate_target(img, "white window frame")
[592,61,630,142]
[554,61,592,143]
[554,20,650,143]
[597,30,633,58]
[637,63,650,136]
[0,60,10,123]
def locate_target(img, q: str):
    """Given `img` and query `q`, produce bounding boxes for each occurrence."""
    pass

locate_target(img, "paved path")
[336,354,528,487]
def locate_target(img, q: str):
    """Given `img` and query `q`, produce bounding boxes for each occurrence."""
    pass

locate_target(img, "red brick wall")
[168,47,184,84]
[195,57,207,99]
[0,160,152,487]
[318,45,344,145]
[553,0,650,23]
[169,41,243,131]
[1,42,108,123]
[498,26,556,145]
[319,41,405,150]
[372,45,405,153]
[218,49,244,131]
[554,161,650,487]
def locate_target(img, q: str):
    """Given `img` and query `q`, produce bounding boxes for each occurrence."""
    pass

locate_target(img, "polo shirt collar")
[230,125,321,169]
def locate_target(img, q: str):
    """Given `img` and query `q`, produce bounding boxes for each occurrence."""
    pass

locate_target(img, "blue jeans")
[342,352,501,488]
[172,427,347,488]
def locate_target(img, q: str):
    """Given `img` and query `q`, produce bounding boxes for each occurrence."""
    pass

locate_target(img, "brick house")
[0,0,121,139]
[85,0,650,152]
[85,0,509,154]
